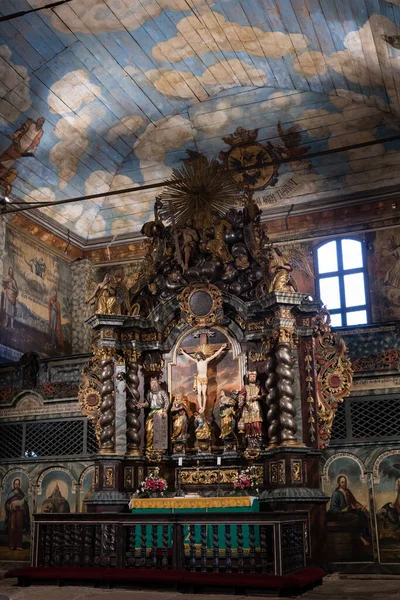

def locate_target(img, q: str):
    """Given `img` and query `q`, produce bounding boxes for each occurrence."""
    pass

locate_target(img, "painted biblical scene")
[0,227,72,360]
[369,228,400,322]
[37,470,74,514]
[0,471,31,561]
[80,469,95,513]
[324,456,373,563]
[374,453,400,563]
[169,328,243,446]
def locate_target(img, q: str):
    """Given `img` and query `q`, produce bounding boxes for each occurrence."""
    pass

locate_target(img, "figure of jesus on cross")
[179,343,227,413]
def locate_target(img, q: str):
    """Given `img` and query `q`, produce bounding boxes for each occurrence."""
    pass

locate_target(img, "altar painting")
[374,453,400,563]
[170,328,243,421]
[324,456,373,562]
[0,471,31,561]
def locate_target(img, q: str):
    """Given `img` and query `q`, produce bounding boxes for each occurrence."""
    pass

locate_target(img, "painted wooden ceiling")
[2,0,400,242]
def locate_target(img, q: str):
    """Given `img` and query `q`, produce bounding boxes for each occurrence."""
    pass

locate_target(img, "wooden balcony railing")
[32,512,307,576]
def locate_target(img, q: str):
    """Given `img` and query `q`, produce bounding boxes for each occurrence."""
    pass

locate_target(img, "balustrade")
[32,513,307,576]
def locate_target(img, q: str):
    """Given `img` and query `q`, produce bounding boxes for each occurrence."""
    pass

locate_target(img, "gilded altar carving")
[270,460,286,484]
[291,460,302,483]
[104,467,114,488]
[247,320,264,332]
[304,346,316,444]
[178,282,223,327]
[124,467,133,489]
[94,466,99,488]
[180,466,263,485]
[142,332,158,342]
[78,348,103,437]
[274,326,298,346]
[314,313,353,449]
[124,348,141,363]
[145,450,164,463]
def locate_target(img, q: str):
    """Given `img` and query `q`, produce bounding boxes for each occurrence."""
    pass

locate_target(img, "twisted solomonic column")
[265,349,280,447]
[99,349,116,454]
[276,328,298,445]
[125,349,142,456]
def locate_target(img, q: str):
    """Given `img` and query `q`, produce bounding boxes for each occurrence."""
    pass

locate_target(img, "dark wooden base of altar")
[5,566,326,596]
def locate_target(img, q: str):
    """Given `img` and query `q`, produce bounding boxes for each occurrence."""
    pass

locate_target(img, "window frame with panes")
[315,237,370,327]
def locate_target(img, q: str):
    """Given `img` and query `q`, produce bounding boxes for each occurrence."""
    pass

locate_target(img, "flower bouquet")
[233,466,260,496]
[135,468,168,498]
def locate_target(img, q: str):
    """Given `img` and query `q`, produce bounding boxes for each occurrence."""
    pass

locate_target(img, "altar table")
[129,496,260,549]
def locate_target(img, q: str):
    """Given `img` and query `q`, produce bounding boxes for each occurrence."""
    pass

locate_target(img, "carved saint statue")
[179,343,227,413]
[238,369,264,447]
[86,273,129,315]
[170,393,189,442]
[193,412,211,440]
[218,389,237,440]
[268,247,297,293]
[206,213,233,264]
[179,218,199,271]
[137,378,170,450]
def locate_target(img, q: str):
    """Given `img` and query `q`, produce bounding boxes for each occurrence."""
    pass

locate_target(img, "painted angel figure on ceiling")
[0,117,45,196]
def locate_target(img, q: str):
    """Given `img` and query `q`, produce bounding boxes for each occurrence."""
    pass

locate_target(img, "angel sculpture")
[86,272,130,315]
[268,245,314,293]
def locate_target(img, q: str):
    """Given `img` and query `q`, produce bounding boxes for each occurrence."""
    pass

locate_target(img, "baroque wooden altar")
[79,184,352,563]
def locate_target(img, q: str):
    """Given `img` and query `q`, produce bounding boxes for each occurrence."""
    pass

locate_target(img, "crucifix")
[179,329,228,414]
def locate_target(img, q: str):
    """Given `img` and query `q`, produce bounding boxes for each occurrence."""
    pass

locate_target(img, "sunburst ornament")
[161,156,244,228]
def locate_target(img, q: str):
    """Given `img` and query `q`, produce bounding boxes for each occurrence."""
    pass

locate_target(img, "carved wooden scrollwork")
[313,317,353,449]
[178,282,223,327]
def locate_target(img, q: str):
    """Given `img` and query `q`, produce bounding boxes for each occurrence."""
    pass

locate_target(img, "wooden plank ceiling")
[1,0,400,242]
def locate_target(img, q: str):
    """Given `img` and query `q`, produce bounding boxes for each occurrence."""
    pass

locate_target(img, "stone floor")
[0,574,400,600]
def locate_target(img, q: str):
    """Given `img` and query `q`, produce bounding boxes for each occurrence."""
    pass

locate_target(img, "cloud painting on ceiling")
[1,1,400,240]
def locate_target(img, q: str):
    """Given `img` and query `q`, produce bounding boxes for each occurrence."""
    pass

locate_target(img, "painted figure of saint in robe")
[2,267,18,328]
[328,475,370,547]
[5,478,30,551]
[48,290,63,347]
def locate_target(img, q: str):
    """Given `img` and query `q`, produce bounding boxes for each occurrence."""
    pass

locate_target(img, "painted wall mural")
[0,470,31,561]
[0,3,400,240]
[369,228,400,322]
[374,452,400,564]
[80,468,95,513]
[37,469,75,514]
[323,455,373,563]
[0,461,94,562]
[0,226,72,360]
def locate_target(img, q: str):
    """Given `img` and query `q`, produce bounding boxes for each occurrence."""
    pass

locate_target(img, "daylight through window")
[316,238,369,327]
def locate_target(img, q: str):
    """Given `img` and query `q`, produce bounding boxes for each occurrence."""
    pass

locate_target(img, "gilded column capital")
[124,348,141,363]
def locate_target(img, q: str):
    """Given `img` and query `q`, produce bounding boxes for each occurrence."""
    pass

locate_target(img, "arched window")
[316,238,369,327]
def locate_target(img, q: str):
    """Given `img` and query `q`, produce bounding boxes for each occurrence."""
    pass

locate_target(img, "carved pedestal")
[172,440,187,455]
[196,438,212,454]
